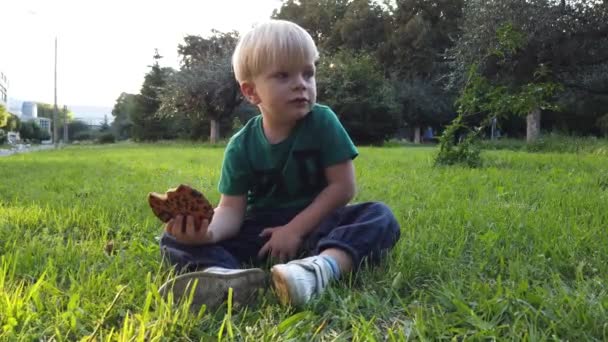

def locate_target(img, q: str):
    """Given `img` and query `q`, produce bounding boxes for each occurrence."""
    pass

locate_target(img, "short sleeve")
[319,106,359,167]
[218,137,251,195]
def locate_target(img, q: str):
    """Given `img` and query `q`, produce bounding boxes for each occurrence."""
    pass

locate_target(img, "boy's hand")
[165,215,212,245]
[258,226,303,263]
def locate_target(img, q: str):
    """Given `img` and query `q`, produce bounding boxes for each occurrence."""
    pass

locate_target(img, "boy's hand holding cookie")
[165,215,213,245]
[148,184,215,245]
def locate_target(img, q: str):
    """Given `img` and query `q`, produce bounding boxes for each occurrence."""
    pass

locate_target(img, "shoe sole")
[159,268,267,312]
[271,266,292,306]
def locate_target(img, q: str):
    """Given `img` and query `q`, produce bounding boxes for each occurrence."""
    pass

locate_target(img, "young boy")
[159,19,400,310]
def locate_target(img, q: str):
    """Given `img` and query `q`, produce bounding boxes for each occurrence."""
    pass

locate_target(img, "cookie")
[148,184,214,229]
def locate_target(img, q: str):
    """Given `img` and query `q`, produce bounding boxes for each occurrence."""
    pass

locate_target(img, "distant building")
[21,101,38,120]
[35,117,52,135]
[0,71,8,108]
[20,101,51,137]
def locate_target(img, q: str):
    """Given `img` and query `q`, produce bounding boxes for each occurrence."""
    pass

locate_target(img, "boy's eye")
[274,72,288,79]
[303,70,315,78]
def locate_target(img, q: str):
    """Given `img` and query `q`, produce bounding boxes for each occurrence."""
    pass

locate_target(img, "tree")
[273,0,392,58]
[159,31,242,142]
[36,102,73,132]
[110,92,137,140]
[131,50,175,141]
[0,104,8,128]
[382,0,464,78]
[436,24,562,167]
[332,0,390,53]
[19,121,50,142]
[394,78,455,142]
[5,113,21,132]
[100,115,110,132]
[448,0,608,140]
[272,0,350,51]
[317,50,401,144]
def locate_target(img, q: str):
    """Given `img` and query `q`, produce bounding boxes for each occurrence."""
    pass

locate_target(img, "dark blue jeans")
[160,202,401,272]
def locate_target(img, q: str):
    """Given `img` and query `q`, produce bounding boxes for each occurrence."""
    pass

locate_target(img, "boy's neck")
[261,115,297,145]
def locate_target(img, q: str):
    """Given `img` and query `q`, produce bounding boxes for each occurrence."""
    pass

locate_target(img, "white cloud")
[1,0,282,107]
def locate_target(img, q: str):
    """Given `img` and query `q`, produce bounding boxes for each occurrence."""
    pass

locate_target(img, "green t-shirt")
[218,104,358,212]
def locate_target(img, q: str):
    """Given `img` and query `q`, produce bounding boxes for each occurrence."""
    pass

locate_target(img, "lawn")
[1,143,607,340]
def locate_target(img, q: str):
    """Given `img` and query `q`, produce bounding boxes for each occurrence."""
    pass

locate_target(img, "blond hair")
[232,20,319,83]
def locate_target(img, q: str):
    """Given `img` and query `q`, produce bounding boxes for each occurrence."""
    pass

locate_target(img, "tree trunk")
[414,125,421,144]
[210,118,220,143]
[526,108,541,143]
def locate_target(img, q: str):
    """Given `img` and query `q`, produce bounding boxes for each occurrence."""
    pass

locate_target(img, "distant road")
[0,144,56,157]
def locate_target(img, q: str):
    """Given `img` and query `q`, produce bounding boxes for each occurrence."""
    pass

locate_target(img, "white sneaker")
[159,267,267,312]
[271,256,334,306]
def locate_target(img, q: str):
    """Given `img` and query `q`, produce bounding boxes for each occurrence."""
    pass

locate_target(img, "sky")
[1,0,283,112]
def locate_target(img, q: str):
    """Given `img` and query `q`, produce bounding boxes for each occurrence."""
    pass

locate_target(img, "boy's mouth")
[289,97,309,104]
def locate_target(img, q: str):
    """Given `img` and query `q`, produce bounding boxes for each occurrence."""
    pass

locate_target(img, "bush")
[38,130,51,141]
[435,117,482,168]
[0,129,6,144]
[73,131,96,141]
[597,114,608,137]
[18,121,49,142]
[68,120,92,141]
[97,132,116,144]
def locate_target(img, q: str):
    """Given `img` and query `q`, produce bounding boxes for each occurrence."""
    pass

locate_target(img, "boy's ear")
[240,81,261,105]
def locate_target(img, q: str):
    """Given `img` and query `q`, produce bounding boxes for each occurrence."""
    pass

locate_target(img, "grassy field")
[1,143,607,340]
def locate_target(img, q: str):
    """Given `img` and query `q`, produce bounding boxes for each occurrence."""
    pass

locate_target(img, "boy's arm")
[207,194,247,243]
[287,159,356,237]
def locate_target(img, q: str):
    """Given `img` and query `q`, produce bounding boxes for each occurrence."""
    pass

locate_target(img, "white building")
[21,101,38,120]
[20,101,52,137]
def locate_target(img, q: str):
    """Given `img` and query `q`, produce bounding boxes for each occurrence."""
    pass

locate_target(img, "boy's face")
[241,60,316,125]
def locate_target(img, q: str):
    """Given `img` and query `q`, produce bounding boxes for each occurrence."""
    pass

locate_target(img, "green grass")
[480,134,608,155]
[1,143,607,340]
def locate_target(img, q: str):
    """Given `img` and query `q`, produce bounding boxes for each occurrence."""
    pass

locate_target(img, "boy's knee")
[367,201,399,226]
[368,201,401,245]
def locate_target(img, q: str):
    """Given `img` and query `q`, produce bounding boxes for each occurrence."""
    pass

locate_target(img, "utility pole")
[53,37,59,146]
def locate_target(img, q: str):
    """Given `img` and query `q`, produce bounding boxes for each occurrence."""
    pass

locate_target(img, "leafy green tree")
[394,78,455,142]
[436,24,562,167]
[331,0,389,53]
[36,103,73,130]
[131,50,175,141]
[0,104,8,128]
[19,121,50,142]
[382,0,464,78]
[159,31,242,142]
[274,0,391,58]
[272,0,350,50]
[317,50,401,144]
[448,0,608,140]
[110,92,137,140]
[5,114,21,132]
[99,115,110,132]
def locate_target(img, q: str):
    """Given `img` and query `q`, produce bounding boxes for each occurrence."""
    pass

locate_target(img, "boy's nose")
[292,76,307,90]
